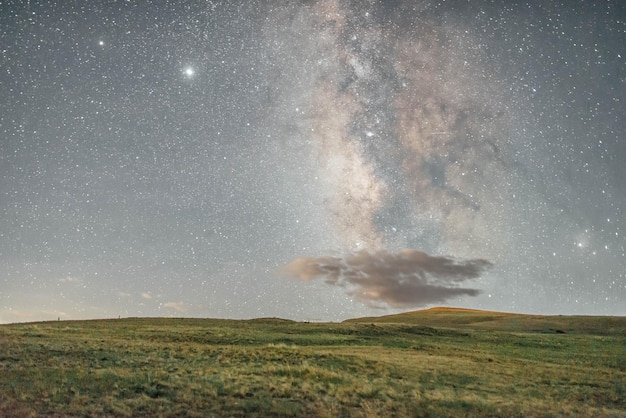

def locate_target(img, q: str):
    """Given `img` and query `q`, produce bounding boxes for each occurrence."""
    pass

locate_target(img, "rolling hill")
[345,306,626,335]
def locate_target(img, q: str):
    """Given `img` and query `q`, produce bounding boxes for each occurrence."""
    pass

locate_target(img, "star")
[183,67,195,77]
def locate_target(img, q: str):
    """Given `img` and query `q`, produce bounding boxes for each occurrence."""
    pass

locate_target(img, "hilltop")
[345,306,626,335]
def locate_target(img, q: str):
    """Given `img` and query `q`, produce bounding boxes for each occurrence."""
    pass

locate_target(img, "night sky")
[1,0,625,323]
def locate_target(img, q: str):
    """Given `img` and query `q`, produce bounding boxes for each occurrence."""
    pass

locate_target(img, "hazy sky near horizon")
[1,0,625,323]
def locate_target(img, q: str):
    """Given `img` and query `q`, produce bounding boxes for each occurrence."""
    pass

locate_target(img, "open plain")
[1,308,625,417]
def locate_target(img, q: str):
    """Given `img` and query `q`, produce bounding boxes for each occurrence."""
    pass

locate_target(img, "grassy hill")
[345,307,626,335]
[1,309,625,417]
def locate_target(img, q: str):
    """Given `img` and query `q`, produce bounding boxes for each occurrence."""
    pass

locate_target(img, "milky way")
[1,0,625,322]
[296,0,512,255]
[270,0,510,306]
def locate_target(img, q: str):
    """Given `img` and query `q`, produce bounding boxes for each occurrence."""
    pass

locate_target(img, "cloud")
[162,301,187,312]
[59,276,82,284]
[282,249,492,308]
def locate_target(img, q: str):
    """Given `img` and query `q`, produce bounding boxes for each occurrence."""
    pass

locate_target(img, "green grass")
[1,309,625,417]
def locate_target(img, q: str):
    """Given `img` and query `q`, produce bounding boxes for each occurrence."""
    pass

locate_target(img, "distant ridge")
[344,307,626,335]
[421,307,509,313]
[245,317,296,323]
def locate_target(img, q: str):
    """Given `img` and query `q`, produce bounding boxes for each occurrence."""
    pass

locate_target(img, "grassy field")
[1,308,625,417]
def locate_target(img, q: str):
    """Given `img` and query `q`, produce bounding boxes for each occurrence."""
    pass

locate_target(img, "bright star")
[184,67,195,77]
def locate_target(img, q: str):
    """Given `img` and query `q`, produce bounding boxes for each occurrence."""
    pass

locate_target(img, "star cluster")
[1,0,625,323]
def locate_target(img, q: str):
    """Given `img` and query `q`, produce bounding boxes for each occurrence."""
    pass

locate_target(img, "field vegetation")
[1,307,625,417]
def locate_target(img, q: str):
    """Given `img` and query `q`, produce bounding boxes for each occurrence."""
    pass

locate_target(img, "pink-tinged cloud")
[162,301,187,312]
[282,249,492,308]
